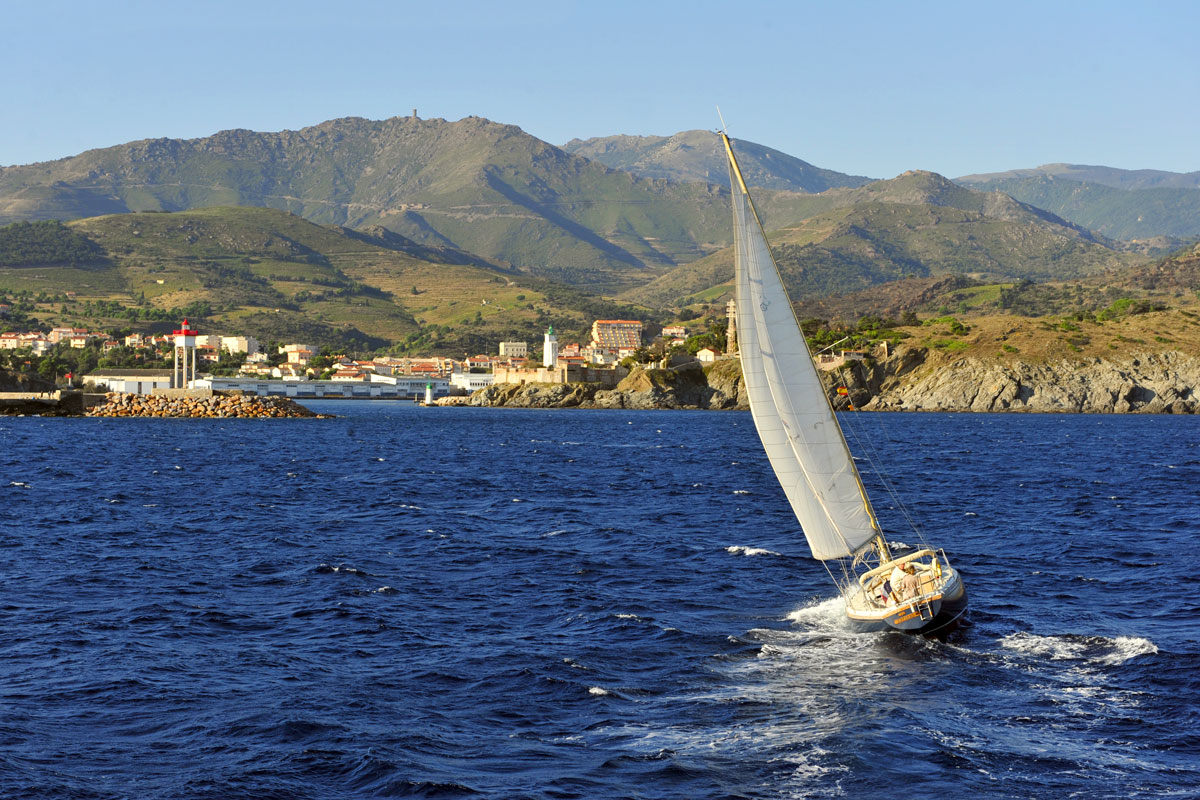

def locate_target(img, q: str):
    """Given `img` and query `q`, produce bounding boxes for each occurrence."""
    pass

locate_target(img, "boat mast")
[721,131,892,567]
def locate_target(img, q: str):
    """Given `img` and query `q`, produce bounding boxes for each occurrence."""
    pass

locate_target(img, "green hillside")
[954,173,1200,240]
[562,130,873,192]
[622,171,1137,308]
[0,207,656,353]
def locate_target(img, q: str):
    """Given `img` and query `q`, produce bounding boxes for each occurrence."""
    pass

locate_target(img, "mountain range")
[1,114,1199,355]
[957,164,1200,241]
[0,116,840,294]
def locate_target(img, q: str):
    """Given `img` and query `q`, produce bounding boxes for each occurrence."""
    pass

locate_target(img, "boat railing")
[857,548,937,587]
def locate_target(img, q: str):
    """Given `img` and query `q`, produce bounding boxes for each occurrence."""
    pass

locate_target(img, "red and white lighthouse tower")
[172,318,201,389]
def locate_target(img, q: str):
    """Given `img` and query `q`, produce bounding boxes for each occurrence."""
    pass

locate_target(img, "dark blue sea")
[1,404,1196,799]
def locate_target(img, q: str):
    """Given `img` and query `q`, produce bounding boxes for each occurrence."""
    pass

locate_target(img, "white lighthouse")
[542,326,559,368]
[172,318,201,389]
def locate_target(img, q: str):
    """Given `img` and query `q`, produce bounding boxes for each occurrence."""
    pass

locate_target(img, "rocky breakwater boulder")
[86,392,328,418]
[865,351,1200,413]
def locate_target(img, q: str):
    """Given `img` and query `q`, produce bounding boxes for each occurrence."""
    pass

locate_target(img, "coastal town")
[0,302,746,403]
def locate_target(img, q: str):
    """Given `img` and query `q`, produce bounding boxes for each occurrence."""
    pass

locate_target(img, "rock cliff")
[861,349,1200,413]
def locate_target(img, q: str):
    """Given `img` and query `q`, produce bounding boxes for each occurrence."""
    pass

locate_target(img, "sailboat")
[721,132,967,635]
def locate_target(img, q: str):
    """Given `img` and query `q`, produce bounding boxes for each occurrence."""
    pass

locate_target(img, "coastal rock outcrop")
[863,350,1200,413]
[469,360,750,411]
[469,382,598,409]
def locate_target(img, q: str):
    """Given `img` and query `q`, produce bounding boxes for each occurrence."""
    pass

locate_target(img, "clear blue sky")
[4,0,1197,179]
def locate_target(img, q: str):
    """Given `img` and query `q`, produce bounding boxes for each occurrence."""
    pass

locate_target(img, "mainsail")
[723,134,880,561]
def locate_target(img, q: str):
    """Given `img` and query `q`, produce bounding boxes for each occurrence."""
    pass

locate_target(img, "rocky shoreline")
[469,359,747,411]
[467,348,1200,414]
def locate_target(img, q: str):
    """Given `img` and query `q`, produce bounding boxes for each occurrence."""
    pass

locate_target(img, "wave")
[726,545,781,557]
[315,563,370,577]
[999,632,1158,665]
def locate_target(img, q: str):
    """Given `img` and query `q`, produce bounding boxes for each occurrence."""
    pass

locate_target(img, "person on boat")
[888,564,906,598]
[898,564,921,600]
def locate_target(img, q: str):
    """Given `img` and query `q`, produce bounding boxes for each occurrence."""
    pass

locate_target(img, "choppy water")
[1,404,1196,798]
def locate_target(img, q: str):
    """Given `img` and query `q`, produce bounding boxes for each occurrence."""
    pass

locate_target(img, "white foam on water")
[999,632,1158,665]
[588,686,610,696]
[726,545,781,557]
[784,596,848,627]
[732,489,751,494]
[774,746,848,786]
[542,529,567,537]
[9,481,29,488]
[1103,635,1159,664]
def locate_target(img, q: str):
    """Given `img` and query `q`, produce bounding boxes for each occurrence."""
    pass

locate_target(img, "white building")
[450,372,496,392]
[220,335,260,355]
[85,369,175,394]
[499,341,527,359]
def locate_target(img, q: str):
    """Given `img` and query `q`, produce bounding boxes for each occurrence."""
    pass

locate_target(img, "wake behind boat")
[721,132,967,636]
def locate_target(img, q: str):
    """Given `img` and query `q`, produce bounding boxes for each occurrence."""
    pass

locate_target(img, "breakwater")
[86,392,326,418]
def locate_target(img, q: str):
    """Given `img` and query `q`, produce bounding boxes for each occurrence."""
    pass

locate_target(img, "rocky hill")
[959,163,1200,191]
[957,164,1200,241]
[623,171,1138,308]
[563,130,873,192]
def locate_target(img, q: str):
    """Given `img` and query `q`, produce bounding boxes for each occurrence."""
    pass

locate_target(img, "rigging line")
[835,365,931,548]
[837,393,921,540]
[838,367,930,545]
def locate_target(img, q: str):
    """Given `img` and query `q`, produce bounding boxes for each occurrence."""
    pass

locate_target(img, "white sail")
[725,135,879,561]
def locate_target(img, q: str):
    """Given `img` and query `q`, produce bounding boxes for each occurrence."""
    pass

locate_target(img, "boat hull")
[847,574,968,637]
